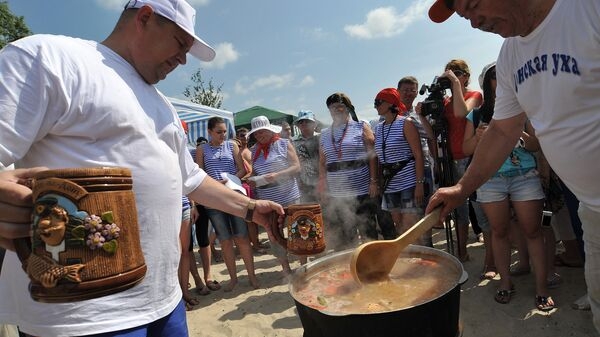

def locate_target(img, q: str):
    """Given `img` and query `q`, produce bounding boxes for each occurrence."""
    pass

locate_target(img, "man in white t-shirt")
[0,1,283,336]
[426,0,600,332]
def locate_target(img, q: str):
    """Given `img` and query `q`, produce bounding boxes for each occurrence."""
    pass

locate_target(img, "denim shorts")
[382,187,422,214]
[477,169,545,203]
[205,208,248,241]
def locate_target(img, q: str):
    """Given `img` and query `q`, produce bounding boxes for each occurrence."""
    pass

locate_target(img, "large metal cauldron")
[289,245,468,337]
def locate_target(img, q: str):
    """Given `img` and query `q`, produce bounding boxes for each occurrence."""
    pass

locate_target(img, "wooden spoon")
[350,207,442,284]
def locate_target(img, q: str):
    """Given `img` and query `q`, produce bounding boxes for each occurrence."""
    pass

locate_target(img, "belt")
[326,160,367,172]
[494,168,533,178]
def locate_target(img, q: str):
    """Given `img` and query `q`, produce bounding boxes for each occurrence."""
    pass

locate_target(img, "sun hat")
[246,116,282,139]
[375,88,406,112]
[295,110,316,124]
[428,0,455,23]
[479,62,496,89]
[124,0,215,61]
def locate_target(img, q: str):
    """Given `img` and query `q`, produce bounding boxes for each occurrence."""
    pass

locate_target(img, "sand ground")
[185,228,596,337]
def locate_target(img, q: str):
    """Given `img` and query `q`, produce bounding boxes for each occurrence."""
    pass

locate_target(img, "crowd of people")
[0,0,597,335]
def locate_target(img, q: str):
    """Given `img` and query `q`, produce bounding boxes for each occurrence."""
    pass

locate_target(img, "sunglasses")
[453,70,468,77]
[374,99,385,108]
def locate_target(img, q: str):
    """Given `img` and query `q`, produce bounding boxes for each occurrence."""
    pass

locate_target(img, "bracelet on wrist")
[415,179,425,184]
[244,199,256,222]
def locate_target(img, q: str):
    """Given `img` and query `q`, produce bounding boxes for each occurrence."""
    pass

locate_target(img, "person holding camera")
[419,59,482,262]
[462,62,552,310]
[374,88,426,242]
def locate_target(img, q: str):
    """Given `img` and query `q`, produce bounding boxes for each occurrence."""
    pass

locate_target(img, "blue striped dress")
[251,139,300,205]
[201,141,237,180]
[375,117,416,193]
[320,120,370,197]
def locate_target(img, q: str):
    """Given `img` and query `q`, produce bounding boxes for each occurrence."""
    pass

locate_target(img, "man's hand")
[0,167,48,250]
[425,184,468,227]
[251,199,285,230]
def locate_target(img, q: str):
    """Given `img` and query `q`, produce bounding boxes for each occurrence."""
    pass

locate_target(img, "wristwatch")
[245,199,256,222]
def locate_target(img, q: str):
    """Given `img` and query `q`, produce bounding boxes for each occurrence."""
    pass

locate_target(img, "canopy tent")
[168,97,235,145]
[234,106,295,131]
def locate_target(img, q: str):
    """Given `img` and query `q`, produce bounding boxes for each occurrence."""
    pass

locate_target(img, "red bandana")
[253,134,281,162]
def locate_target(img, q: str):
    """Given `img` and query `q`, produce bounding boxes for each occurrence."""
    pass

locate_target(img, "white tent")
[168,97,235,145]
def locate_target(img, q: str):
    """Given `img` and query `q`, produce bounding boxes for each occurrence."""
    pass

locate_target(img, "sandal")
[535,295,555,311]
[480,265,497,280]
[546,273,562,289]
[206,280,221,291]
[494,286,515,304]
[196,285,210,296]
[184,296,199,311]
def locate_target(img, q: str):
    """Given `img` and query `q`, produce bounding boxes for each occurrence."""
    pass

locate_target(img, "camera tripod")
[431,117,458,256]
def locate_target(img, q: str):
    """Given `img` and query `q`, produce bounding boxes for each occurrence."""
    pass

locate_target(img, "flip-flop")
[196,286,210,296]
[206,280,221,291]
[494,285,516,304]
[535,295,555,311]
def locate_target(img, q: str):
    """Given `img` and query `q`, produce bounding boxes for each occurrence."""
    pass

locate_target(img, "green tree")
[0,1,32,49]
[183,69,224,109]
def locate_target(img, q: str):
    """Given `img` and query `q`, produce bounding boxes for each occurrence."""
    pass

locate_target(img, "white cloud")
[298,75,315,87]
[234,73,295,95]
[202,42,239,69]
[344,1,431,39]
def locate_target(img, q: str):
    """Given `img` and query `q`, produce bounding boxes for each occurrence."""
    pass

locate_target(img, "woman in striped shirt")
[197,117,258,292]
[247,116,301,275]
[319,92,379,251]
[373,88,426,239]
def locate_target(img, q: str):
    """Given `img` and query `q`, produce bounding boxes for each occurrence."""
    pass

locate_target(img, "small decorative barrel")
[14,167,147,303]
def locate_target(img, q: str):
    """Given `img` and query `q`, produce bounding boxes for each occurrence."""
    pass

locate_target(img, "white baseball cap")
[124,0,216,62]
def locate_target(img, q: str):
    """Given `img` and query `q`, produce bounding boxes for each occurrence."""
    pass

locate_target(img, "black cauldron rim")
[288,244,469,317]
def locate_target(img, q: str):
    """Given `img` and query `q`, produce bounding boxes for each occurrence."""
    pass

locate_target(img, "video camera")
[419,76,452,119]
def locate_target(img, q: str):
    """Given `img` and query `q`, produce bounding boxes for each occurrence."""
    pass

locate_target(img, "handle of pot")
[269,207,288,249]
[13,237,32,270]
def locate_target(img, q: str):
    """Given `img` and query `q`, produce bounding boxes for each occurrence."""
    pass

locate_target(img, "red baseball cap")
[428,0,455,23]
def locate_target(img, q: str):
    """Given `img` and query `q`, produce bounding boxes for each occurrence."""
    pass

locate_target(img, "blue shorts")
[38,300,188,337]
[205,208,248,241]
[477,169,545,203]
[382,187,422,214]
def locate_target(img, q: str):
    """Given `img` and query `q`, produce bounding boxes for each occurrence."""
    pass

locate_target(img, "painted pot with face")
[270,203,326,256]
[14,167,146,302]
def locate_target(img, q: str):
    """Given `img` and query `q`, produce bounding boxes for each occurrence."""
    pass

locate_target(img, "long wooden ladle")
[350,207,442,284]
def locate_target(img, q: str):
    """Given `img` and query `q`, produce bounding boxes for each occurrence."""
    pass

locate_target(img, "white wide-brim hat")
[124,0,216,62]
[246,116,282,139]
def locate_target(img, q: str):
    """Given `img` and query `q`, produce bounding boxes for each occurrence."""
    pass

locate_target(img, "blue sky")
[7,0,504,122]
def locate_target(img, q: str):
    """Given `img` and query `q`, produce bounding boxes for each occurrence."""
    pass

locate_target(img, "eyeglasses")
[374,99,385,108]
[453,70,468,77]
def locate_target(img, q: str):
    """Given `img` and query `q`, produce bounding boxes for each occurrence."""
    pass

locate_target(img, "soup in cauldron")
[292,252,461,315]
